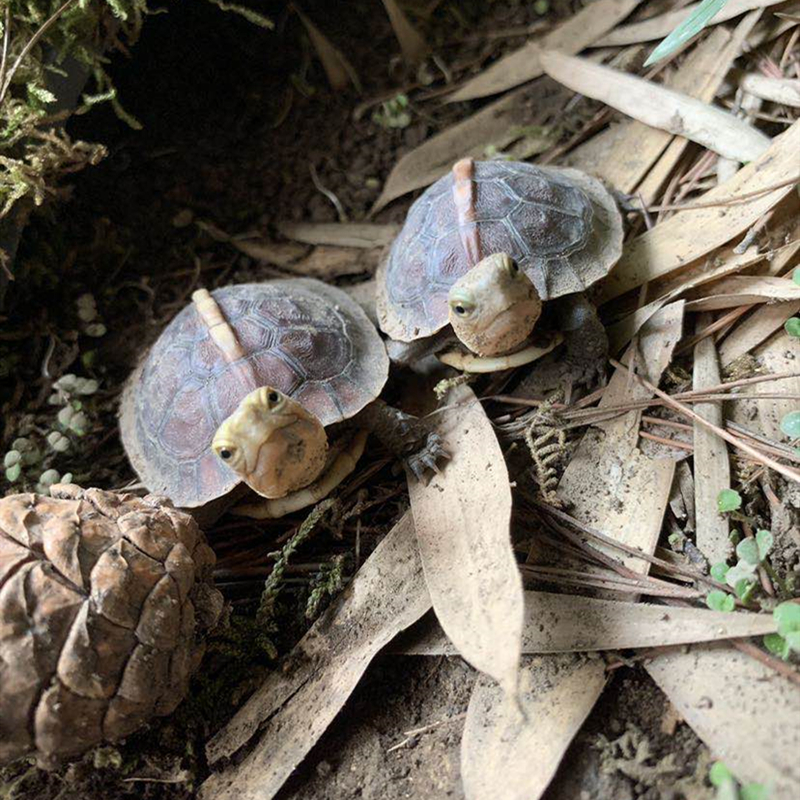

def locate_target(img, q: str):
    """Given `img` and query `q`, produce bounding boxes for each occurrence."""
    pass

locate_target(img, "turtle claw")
[405,432,450,484]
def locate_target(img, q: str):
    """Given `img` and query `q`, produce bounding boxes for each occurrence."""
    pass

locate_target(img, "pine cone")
[0,485,223,768]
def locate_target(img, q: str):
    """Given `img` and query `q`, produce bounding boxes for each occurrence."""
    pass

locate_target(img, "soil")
[0,1,711,798]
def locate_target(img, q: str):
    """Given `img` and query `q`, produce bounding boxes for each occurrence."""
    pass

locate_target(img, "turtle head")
[212,387,328,499]
[447,253,542,357]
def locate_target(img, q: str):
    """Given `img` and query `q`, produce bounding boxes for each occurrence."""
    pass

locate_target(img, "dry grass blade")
[593,0,784,47]
[460,655,607,800]
[539,51,771,162]
[740,73,800,107]
[647,644,800,796]
[200,512,431,799]
[685,275,800,310]
[692,313,732,564]
[277,221,400,248]
[371,81,570,212]
[292,4,359,92]
[381,0,428,65]
[599,121,800,303]
[446,0,643,102]
[398,591,778,655]
[408,384,523,698]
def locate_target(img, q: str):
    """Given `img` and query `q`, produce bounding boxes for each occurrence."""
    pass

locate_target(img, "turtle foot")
[405,431,450,484]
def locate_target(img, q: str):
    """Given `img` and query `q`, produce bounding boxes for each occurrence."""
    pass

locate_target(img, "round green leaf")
[736,538,760,566]
[5,463,21,482]
[709,762,735,787]
[763,633,790,660]
[717,488,742,513]
[755,529,773,560]
[781,411,800,439]
[785,317,800,338]
[793,266,800,286]
[710,562,729,582]
[741,784,770,800]
[706,590,735,612]
[774,602,800,636]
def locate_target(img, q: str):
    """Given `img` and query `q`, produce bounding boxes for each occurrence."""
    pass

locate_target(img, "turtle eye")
[450,299,474,316]
[218,445,236,462]
[506,259,520,277]
[268,390,280,404]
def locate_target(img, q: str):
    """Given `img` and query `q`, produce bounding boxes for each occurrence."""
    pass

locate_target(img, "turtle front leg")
[525,293,608,394]
[354,399,450,482]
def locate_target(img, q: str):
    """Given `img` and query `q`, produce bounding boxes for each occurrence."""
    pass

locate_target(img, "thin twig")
[0,5,10,99]
[609,358,800,485]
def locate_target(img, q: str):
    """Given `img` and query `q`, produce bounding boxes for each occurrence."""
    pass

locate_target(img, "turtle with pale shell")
[376,158,624,386]
[120,279,447,519]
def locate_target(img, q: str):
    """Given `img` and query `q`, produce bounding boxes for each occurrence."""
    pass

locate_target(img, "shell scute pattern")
[122,280,388,508]
[380,161,620,341]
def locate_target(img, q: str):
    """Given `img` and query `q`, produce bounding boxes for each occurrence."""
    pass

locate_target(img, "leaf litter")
[7,1,800,798]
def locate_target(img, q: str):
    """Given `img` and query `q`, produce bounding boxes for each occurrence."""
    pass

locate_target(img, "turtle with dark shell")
[376,158,624,386]
[120,278,447,519]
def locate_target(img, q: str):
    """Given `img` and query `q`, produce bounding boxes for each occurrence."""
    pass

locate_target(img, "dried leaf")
[599,121,800,304]
[446,0,644,102]
[201,512,431,798]
[397,591,779,655]
[230,238,308,266]
[277,221,400,248]
[539,51,771,162]
[647,644,800,796]
[693,313,732,565]
[372,80,570,212]
[685,275,800,311]
[756,332,800,441]
[740,73,800,107]
[291,245,382,279]
[381,0,428,65]
[720,302,800,366]
[461,655,607,800]
[293,5,359,92]
[593,0,785,47]
[408,384,523,697]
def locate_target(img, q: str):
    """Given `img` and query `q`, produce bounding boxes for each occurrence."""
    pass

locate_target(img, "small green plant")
[763,602,800,661]
[780,411,800,439]
[785,317,800,339]
[709,762,770,800]
[717,488,742,513]
[706,590,735,612]
[372,94,412,129]
[793,267,800,286]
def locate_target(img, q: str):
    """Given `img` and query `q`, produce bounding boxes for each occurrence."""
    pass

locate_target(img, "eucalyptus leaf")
[644,0,729,66]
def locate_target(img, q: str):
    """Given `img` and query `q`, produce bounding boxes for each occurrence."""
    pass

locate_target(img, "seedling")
[372,94,412,129]
[709,762,770,800]
[780,411,800,439]
[717,488,742,513]
[785,317,800,339]
[763,602,800,661]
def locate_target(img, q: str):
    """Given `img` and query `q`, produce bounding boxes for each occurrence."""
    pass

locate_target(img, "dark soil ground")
[1,1,712,798]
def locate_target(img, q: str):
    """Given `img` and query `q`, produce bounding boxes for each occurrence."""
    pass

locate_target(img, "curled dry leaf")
[598,120,800,304]
[446,0,643,102]
[539,50,771,163]
[461,655,607,800]
[381,0,428,65]
[647,644,800,797]
[293,4,359,92]
[593,0,785,47]
[740,73,800,107]
[371,80,570,212]
[407,384,523,698]
[277,221,400,248]
[201,512,431,800]
[397,591,779,655]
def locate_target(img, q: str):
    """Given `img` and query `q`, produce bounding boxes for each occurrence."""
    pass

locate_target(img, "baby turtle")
[120,278,446,519]
[376,158,623,386]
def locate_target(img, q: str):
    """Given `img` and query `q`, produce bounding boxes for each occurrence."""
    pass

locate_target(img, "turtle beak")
[212,387,329,499]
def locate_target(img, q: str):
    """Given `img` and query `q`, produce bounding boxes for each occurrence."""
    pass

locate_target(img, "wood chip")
[277,221,400,248]
[446,0,644,102]
[396,591,778,655]
[408,384,523,697]
[539,51,771,163]
[461,655,607,800]
[372,80,570,212]
[647,644,800,797]
[200,512,431,799]
[593,0,785,47]
[598,120,800,304]
[692,313,732,565]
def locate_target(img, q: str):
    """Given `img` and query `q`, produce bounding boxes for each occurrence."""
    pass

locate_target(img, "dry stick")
[530,500,734,595]
[639,430,693,451]
[0,0,76,105]
[0,6,10,99]
[644,175,800,213]
[676,306,753,355]
[610,358,800,485]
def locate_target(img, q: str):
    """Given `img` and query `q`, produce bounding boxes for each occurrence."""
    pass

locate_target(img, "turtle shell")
[120,278,389,508]
[376,161,623,342]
